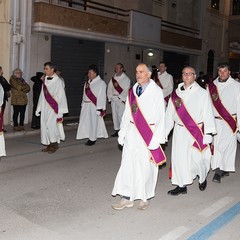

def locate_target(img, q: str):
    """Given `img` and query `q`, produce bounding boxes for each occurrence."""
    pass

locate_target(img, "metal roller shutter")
[51,36,105,116]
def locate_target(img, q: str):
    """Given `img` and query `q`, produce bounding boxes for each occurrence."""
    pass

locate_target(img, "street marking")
[158,226,189,240]
[188,202,240,240]
[198,196,234,218]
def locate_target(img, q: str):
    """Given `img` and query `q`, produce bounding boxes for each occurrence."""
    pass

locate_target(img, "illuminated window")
[211,0,219,10]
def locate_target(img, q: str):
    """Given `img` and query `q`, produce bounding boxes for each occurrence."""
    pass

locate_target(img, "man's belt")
[215,114,236,120]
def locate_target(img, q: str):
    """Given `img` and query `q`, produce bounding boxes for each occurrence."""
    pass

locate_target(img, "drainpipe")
[12,0,19,70]
[19,0,31,124]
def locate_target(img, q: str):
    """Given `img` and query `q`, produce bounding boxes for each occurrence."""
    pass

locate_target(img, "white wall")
[28,33,51,121]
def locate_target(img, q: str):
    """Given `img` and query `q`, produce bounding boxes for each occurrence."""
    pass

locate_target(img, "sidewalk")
[3,115,113,139]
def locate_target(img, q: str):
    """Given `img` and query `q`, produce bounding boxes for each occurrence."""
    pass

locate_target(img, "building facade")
[0,0,236,124]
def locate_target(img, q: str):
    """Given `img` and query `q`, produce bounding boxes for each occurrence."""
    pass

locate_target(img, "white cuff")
[203,134,212,144]
[118,137,125,146]
[57,113,63,118]
[148,140,159,150]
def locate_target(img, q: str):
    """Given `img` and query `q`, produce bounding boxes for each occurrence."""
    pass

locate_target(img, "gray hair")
[12,68,23,77]
[137,63,152,73]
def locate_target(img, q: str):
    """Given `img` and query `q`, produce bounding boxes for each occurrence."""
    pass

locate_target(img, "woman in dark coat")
[31,72,44,129]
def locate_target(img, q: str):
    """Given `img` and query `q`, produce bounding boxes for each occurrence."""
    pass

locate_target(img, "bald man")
[112,63,166,210]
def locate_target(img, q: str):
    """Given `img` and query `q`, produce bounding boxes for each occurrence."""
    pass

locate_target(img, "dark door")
[163,51,190,79]
[51,36,105,116]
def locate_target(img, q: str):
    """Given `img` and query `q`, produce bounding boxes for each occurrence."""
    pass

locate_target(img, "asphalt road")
[0,124,239,240]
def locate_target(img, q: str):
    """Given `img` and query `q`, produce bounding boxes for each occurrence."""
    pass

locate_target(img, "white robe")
[157,71,174,98]
[76,75,108,141]
[112,80,165,202]
[107,73,131,130]
[210,77,240,172]
[36,74,68,145]
[107,73,131,131]
[0,85,6,157]
[166,82,216,187]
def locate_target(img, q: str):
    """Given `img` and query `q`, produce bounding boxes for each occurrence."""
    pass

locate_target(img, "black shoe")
[212,174,221,183]
[221,171,229,177]
[85,140,96,146]
[31,126,40,129]
[118,144,123,151]
[199,180,207,191]
[168,186,187,196]
[159,162,166,170]
[111,131,119,137]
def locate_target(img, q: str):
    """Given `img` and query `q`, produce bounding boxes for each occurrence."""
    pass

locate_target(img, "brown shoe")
[13,126,20,131]
[19,126,25,131]
[41,145,51,152]
[48,142,59,154]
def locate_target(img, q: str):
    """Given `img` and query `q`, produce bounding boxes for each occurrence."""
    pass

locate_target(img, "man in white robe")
[210,63,240,183]
[0,84,6,158]
[157,62,174,100]
[166,66,216,195]
[107,63,131,137]
[76,64,108,145]
[112,63,166,210]
[36,62,68,153]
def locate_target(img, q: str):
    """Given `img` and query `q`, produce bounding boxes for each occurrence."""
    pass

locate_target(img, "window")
[211,0,219,10]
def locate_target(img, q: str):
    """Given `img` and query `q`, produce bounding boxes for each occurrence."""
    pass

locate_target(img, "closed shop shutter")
[51,36,105,116]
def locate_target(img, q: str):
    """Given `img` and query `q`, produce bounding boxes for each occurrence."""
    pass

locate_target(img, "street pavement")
[0,122,239,240]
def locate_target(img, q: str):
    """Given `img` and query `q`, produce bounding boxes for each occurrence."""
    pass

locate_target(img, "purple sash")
[154,77,169,104]
[85,82,97,106]
[164,95,170,104]
[128,88,166,165]
[208,82,237,133]
[154,76,163,89]
[171,90,208,152]
[112,77,123,94]
[43,81,62,123]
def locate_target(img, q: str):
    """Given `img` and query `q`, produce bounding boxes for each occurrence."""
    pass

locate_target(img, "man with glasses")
[210,63,240,183]
[165,66,216,195]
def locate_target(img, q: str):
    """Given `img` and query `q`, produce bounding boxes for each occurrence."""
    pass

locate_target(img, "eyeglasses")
[182,72,195,76]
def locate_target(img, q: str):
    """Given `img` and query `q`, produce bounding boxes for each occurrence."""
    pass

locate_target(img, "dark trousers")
[13,105,26,127]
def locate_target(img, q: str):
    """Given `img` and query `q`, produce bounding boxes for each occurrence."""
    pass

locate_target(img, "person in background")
[156,62,174,104]
[107,63,130,137]
[76,64,108,146]
[0,66,11,132]
[36,62,68,154]
[209,63,240,183]
[150,65,158,80]
[0,83,6,160]
[197,71,209,89]
[55,68,65,88]
[30,72,44,129]
[10,68,30,131]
